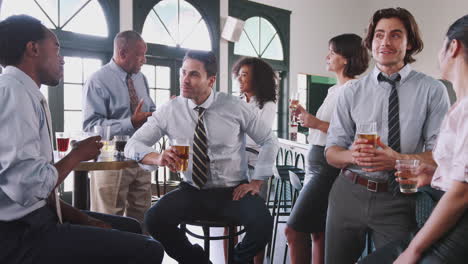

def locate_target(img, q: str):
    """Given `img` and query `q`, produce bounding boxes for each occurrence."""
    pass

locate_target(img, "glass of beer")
[172,139,190,172]
[356,122,379,148]
[55,132,70,158]
[289,92,300,124]
[396,159,420,193]
[93,125,114,161]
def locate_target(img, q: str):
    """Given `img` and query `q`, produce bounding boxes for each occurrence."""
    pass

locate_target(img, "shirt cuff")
[251,164,274,181]
[450,163,468,183]
[134,148,159,171]
[122,117,135,135]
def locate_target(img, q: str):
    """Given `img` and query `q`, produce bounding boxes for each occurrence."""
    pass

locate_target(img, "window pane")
[59,0,88,27]
[153,0,178,41]
[62,0,108,37]
[261,34,284,60]
[156,66,170,88]
[64,110,83,132]
[83,58,102,83]
[243,17,260,54]
[64,84,83,110]
[40,85,48,101]
[64,56,82,83]
[260,18,277,54]
[231,75,240,95]
[179,0,202,43]
[180,19,211,51]
[0,0,56,28]
[155,89,171,107]
[233,31,258,57]
[142,65,156,88]
[36,0,58,26]
[142,9,176,47]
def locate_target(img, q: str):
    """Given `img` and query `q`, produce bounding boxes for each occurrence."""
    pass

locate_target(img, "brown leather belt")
[342,169,388,192]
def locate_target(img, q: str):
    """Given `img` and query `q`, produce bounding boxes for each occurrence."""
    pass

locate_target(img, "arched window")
[142,0,211,51]
[234,16,284,61]
[0,0,108,37]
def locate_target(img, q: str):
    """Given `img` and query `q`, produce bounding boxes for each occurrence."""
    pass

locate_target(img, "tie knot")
[195,106,206,116]
[378,73,401,87]
[126,74,132,81]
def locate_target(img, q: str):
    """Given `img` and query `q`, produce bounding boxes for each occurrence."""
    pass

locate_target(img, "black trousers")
[144,182,273,264]
[0,205,164,264]
[359,187,468,264]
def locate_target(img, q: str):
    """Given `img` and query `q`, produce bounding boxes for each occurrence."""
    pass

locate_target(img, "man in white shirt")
[126,50,278,264]
[0,15,163,264]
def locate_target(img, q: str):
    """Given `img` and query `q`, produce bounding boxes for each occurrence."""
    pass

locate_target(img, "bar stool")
[181,218,246,264]
[267,153,305,264]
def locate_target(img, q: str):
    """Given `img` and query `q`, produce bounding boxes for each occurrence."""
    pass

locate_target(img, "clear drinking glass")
[55,132,70,158]
[396,159,420,194]
[356,122,379,148]
[171,138,190,172]
[93,125,114,161]
[114,135,129,160]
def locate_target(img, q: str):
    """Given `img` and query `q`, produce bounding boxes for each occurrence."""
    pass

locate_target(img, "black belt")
[342,169,388,193]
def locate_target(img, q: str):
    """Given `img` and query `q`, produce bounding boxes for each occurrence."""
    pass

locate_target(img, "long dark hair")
[232,57,277,109]
[364,7,424,64]
[445,15,468,63]
[329,34,369,78]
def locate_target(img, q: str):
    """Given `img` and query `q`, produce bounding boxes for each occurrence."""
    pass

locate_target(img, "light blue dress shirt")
[326,65,450,181]
[0,66,58,221]
[125,90,279,189]
[82,60,156,137]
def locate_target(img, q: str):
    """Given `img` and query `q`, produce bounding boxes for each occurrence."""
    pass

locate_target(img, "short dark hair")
[183,50,217,77]
[445,15,468,63]
[232,57,278,109]
[364,7,424,64]
[329,34,369,78]
[0,14,47,67]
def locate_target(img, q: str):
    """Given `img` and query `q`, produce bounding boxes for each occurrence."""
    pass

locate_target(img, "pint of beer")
[172,139,190,172]
[356,122,378,148]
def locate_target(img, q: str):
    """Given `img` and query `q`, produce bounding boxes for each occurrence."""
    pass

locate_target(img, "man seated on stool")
[0,15,164,264]
[125,50,277,264]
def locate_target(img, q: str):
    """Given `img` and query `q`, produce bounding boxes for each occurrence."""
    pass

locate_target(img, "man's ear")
[25,41,40,57]
[207,75,216,88]
[118,48,127,60]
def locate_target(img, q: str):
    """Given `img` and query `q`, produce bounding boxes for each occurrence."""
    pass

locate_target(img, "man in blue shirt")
[83,31,156,222]
[325,8,449,264]
[126,50,278,264]
[0,15,163,264]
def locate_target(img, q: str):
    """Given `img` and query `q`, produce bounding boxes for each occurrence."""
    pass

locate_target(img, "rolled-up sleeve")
[325,88,355,151]
[125,109,166,171]
[423,81,450,150]
[242,103,278,181]
[0,83,57,207]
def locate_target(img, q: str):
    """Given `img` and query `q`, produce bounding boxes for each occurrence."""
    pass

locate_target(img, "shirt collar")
[188,89,215,110]
[372,64,412,83]
[3,66,45,102]
[109,59,131,82]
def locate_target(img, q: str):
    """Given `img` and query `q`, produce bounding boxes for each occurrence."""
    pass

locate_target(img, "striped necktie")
[192,107,209,188]
[379,73,402,152]
[40,98,63,223]
[126,74,139,113]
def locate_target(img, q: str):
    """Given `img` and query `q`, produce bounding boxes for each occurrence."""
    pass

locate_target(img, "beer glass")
[171,138,190,172]
[55,132,70,158]
[396,159,420,193]
[356,122,379,148]
[114,135,129,160]
[93,125,114,160]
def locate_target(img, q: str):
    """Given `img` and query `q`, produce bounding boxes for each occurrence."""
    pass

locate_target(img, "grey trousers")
[325,173,417,264]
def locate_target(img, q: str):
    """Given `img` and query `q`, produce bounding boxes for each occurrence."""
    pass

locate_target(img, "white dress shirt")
[307,81,353,146]
[0,66,58,221]
[125,90,278,189]
[242,95,277,166]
